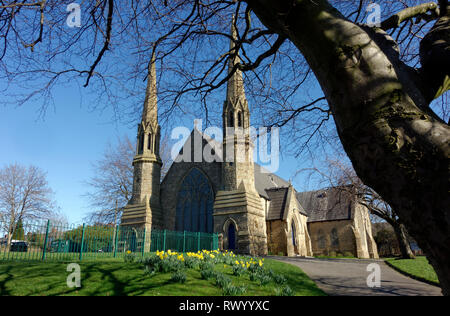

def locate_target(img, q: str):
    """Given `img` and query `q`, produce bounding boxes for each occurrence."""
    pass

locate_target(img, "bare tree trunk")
[6,219,15,248]
[392,222,415,259]
[247,0,450,295]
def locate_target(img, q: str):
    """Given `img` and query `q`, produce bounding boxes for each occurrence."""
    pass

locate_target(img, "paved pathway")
[270,256,442,296]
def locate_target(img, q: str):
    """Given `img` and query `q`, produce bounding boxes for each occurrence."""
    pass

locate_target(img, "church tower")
[213,19,268,256]
[121,52,163,233]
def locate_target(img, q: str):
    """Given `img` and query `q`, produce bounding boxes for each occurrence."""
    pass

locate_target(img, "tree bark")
[247,0,450,295]
[392,221,415,259]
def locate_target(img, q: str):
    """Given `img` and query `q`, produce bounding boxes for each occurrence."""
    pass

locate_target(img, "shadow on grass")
[0,259,325,296]
[0,265,14,296]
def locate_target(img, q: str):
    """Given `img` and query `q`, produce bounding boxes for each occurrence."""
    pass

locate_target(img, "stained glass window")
[331,228,339,247]
[291,221,297,247]
[175,168,214,233]
[318,229,326,249]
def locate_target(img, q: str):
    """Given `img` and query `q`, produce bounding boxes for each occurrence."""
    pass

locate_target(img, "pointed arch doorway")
[228,222,236,250]
[223,219,237,251]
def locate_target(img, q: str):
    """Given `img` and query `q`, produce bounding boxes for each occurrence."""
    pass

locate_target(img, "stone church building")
[121,26,378,259]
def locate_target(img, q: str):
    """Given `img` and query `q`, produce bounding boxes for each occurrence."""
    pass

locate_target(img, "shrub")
[144,266,157,277]
[248,262,264,274]
[160,256,184,273]
[223,284,247,296]
[275,285,294,296]
[250,271,272,286]
[214,273,231,289]
[329,251,337,257]
[200,268,216,280]
[124,252,136,263]
[199,261,214,272]
[142,254,162,272]
[184,256,199,269]
[232,264,247,276]
[268,270,287,285]
[343,252,354,258]
[222,255,234,266]
[170,270,187,284]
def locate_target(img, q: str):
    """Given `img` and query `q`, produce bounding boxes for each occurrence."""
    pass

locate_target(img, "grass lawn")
[0,258,325,296]
[385,256,439,286]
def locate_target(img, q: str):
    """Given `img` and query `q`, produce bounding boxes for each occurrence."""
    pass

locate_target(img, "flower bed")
[131,249,294,296]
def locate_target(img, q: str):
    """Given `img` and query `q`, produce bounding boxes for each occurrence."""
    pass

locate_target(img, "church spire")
[142,52,158,127]
[135,51,161,158]
[121,50,163,233]
[214,18,268,257]
[226,16,246,104]
[223,16,249,132]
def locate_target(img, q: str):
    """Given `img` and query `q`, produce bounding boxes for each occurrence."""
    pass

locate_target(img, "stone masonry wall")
[308,220,357,257]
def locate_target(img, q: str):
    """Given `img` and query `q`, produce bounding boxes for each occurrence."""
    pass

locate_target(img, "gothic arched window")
[175,168,214,233]
[331,228,339,247]
[291,221,297,247]
[138,133,144,154]
[147,133,153,152]
[229,110,234,127]
[237,111,242,127]
[318,229,326,249]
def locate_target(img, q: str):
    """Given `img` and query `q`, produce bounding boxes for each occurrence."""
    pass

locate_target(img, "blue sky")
[0,86,134,224]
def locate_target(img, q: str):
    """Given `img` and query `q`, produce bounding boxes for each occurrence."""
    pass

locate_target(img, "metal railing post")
[183,231,186,253]
[197,232,200,252]
[142,228,146,257]
[163,230,166,251]
[113,225,119,258]
[42,220,50,261]
[79,223,86,261]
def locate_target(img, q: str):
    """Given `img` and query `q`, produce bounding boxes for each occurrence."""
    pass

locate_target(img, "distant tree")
[0,163,57,246]
[374,229,399,257]
[11,220,24,240]
[305,156,415,259]
[83,135,171,224]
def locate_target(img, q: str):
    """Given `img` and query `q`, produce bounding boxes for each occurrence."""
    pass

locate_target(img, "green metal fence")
[0,220,219,262]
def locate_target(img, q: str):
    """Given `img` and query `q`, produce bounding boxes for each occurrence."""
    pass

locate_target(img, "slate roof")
[254,164,290,199]
[265,187,289,220]
[296,187,354,222]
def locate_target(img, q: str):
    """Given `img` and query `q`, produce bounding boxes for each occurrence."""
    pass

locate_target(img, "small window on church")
[318,229,326,249]
[331,228,339,247]
[229,111,234,127]
[237,111,242,127]
[138,133,144,154]
[148,133,153,152]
